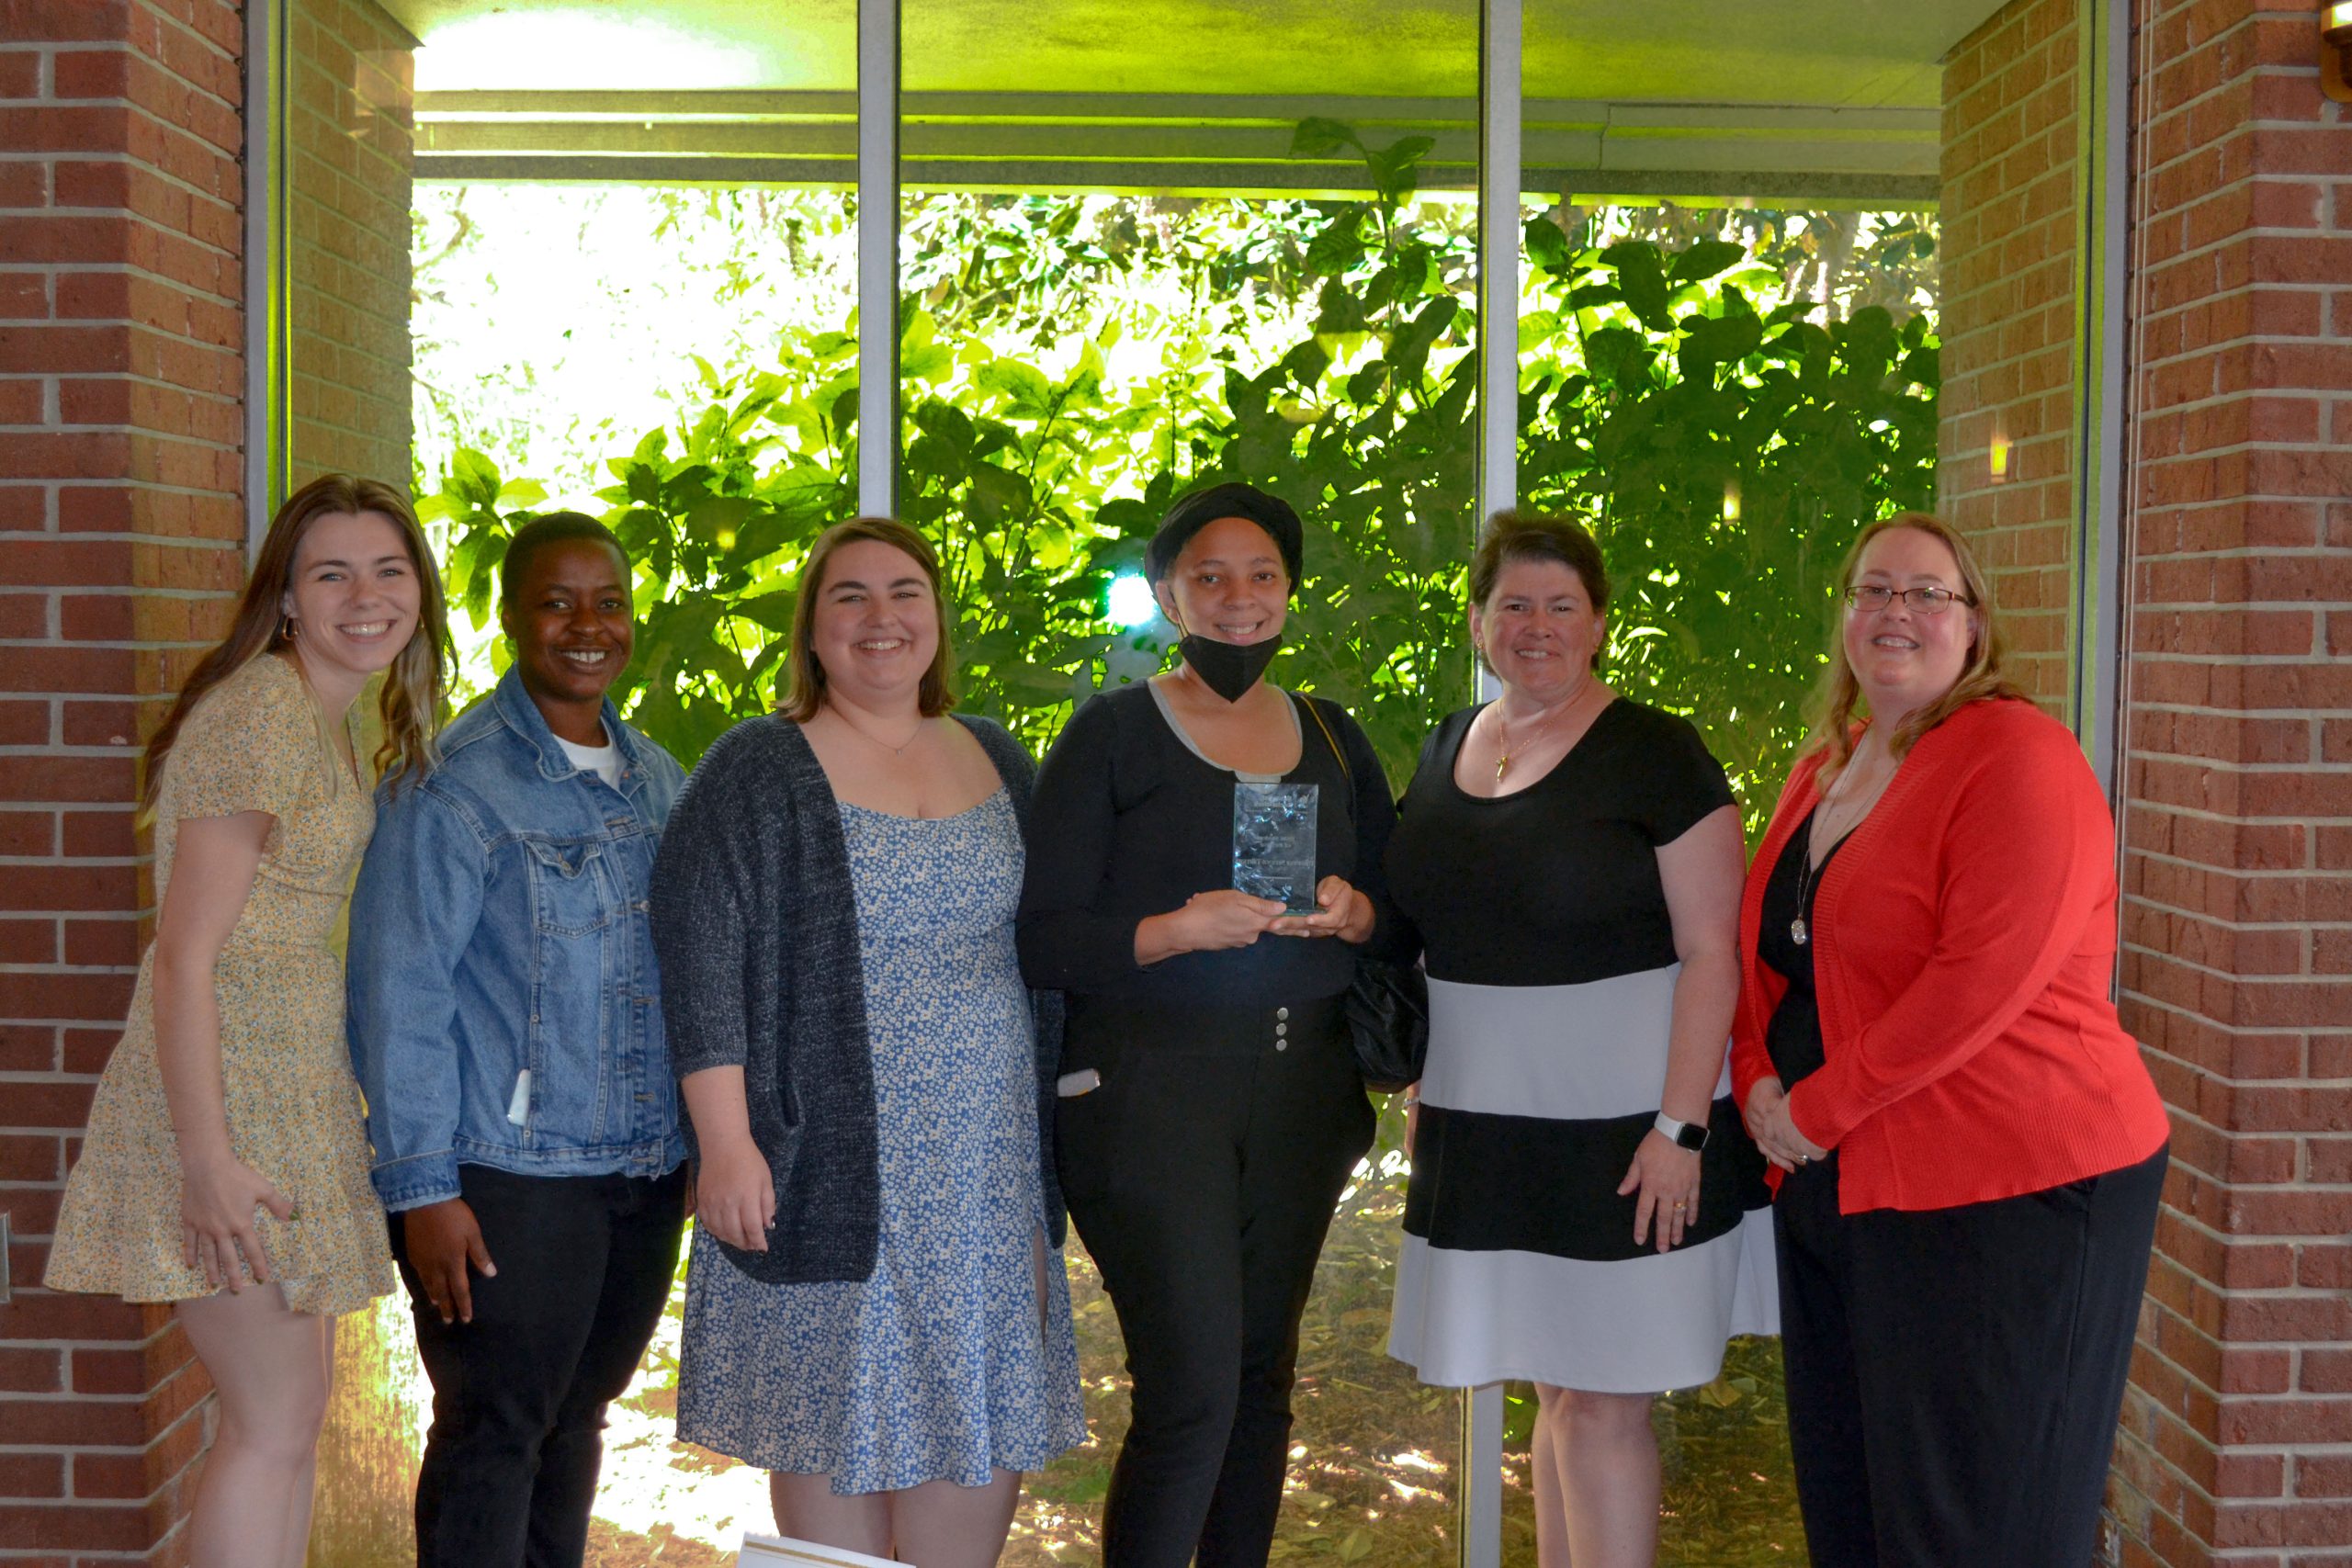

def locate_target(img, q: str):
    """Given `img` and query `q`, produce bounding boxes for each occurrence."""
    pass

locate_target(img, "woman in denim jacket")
[346,513,688,1568]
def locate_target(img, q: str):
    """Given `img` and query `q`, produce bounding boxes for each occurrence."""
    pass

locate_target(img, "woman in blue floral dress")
[651,519,1083,1565]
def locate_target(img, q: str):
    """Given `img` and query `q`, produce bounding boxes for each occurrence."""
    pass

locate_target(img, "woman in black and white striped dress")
[1385,513,1775,1568]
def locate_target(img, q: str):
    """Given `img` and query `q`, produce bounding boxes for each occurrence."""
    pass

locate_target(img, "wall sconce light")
[1988,430,2011,484]
[1722,479,1742,524]
[2325,3,2352,102]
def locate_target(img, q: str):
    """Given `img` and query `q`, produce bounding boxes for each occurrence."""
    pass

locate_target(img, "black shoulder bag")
[1299,696,1429,1093]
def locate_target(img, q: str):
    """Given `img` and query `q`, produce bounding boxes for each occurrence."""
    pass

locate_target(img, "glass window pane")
[896,2,1479,1558]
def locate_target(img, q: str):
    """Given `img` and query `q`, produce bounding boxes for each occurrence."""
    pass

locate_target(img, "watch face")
[1675,1122,1709,1151]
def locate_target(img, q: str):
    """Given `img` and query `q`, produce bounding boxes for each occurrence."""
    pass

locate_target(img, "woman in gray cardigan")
[649,517,1082,1567]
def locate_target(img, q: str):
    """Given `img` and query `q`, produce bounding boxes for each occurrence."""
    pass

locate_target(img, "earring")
[280,615,296,642]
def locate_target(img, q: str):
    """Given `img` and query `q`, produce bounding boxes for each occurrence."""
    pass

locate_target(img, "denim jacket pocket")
[524,836,618,937]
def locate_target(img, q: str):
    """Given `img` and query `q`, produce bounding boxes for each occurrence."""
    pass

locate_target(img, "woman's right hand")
[1174,889,1288,952]
[694,1137,775,1251]
[179,1152,293,1291]
[1742,1076,1812,1171]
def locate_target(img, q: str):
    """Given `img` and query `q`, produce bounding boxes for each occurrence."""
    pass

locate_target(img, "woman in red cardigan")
[1735,513,2170,1567]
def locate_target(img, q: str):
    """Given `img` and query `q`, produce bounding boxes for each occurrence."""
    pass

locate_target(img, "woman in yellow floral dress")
[47,474,447,1568]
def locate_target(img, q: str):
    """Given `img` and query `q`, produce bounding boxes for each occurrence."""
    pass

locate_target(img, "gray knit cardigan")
[649,712,1066,1284]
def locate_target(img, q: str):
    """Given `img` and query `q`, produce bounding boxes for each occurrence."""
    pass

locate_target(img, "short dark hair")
[1470,512,1611,670]
[1146,481,1305,591]
[777,517,956,723]
[500,512,628,607]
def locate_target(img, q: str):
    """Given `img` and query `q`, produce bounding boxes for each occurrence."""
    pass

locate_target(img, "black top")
[1016,682,1401,1032]
[650,715,1067,1282]
[1757,807,1846,1090]
[1385,699,1736,987]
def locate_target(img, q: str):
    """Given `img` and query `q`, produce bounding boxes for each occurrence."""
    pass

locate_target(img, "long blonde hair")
[141,475,449,813]
[1800,512,2032,769]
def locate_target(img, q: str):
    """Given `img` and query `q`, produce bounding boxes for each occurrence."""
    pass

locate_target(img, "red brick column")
[1939,0,2086,713]
[0,2,246,1562]
[2108,2,2352,1563]
[287,0,413,481]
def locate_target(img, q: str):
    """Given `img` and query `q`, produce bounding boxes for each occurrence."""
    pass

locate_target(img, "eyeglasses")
[1844,584,1975,615]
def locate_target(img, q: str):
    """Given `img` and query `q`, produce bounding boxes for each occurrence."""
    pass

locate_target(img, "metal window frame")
[243,0,289,554]
[2074,0,2132,799]
[857,0,899,517]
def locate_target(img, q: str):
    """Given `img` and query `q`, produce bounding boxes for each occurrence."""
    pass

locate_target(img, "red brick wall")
[1939,0,2085,716]
[2108,2,2352,1564]
[0,1,248,1562]
[287,0,413,482]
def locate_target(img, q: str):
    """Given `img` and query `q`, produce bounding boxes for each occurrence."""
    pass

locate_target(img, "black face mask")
[1178,631,1283,703]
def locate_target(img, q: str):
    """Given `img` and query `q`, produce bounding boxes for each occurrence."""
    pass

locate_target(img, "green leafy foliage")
[1518,214,1939,813]
[420,132,1936,820]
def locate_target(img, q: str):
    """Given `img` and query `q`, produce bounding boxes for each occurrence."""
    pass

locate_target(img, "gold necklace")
[831,705,925,757]
[1494,680,1597,782]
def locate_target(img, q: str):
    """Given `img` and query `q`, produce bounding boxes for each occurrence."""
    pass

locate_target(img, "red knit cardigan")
[1730,697,2171,1214]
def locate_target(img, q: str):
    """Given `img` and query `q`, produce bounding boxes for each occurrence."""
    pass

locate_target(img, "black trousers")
[1774,1144,2167,1568]
[1057,1026,1374,1568]
[391,1162,688,1568]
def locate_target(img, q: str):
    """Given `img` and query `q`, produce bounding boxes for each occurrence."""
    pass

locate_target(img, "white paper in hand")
[739,1530,900,1568]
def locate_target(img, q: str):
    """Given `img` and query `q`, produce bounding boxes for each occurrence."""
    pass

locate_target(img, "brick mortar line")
[2121,750,2352,773]
[2139,1158,2352,1224]
[2132,138,2349,207]
[2133,232,2352,293]
[0,531,242,546]
[2133,282,2352,334]
[0,145,243,225]
[0,304,251,357]
[2126,604,2352,622]
[0,254,250,312]
[2126,755,2352,779]
[2128,384,2352,427]
[16,9,244,84]
[44,479,251,499]
[2124,989,2352,1041]
[0,587,235,601]
[0,376,245,407]
[2120,918,2352,944]
[0,428,245,458]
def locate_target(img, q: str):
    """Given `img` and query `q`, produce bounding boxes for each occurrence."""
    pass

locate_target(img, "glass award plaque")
[1232,782,1320,914]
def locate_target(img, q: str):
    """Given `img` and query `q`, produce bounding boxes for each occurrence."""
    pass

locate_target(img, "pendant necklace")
[1792,753,1878,946]
[1495,681,1594,783]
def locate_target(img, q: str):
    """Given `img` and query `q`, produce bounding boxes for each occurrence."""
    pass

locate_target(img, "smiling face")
[1469,554,1606,704]
[808,538,943,710]
[1153,514,1290,646]
[502,536,634,719]
[1842,525,1982,723]
[280,510,424,687]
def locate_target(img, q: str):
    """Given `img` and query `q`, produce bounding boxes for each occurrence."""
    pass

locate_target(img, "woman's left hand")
[1269,875,1374,943]
[1747,1078,1830,1170]
[1618,1131,1703,1254]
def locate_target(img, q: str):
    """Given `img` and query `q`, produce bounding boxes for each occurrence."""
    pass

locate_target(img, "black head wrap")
[1145,481,1304,590]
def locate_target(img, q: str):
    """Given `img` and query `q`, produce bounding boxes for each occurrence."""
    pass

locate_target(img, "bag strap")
[1299,694,1351,784]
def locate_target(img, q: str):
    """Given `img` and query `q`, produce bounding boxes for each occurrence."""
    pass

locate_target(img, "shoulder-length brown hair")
[141,474,449,814]
[776,517,956,722]
[1801,511,2031,770]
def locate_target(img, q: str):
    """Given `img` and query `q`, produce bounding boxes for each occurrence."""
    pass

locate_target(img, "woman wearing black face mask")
[1018,482,1402,1568]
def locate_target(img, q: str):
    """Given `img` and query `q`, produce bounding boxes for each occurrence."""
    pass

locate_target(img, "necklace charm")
[1790,916,1809,946]
[1496,750,1510,783]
